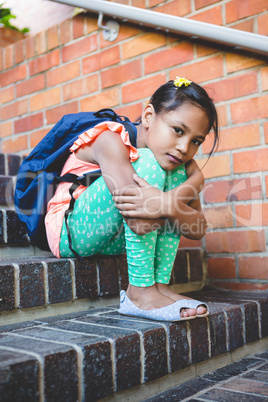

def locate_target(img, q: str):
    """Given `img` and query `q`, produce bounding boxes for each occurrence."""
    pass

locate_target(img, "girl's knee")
[132,148,166,188]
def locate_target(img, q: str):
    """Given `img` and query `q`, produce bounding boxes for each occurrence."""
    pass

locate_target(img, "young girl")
[45,77,219,322]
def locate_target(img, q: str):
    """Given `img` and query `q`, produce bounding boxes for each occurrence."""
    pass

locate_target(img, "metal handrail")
[51,0,267,56]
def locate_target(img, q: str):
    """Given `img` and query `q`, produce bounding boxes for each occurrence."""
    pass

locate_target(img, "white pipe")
[51,0,267,56]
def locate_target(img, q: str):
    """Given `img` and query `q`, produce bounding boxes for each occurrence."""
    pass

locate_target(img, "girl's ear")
[141,104,155,128]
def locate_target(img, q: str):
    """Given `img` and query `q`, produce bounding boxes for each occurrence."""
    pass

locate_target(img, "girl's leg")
[154,168,207,315]
[59,176,125,257]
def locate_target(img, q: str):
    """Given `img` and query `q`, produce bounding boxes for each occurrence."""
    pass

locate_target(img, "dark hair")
[148,80,219,158]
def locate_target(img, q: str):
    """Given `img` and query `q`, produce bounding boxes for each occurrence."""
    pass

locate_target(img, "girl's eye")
[192,139,202,146]
[174,127,183,135]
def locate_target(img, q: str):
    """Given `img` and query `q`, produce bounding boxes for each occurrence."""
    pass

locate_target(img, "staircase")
[0,152,267,401]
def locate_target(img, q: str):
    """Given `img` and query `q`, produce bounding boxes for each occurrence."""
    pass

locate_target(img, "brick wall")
[0,0,267,290]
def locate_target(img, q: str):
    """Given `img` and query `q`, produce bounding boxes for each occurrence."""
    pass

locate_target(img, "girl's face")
[142,102,209,171]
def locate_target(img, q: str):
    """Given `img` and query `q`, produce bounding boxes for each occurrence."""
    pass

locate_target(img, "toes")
[180,308,196,318]
[196,305,207,315]
[180,308,189,318]
[187,308,197,317]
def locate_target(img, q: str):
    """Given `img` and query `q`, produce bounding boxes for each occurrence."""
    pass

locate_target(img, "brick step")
[0,287,267,401]
[0,249,205,325]
[0,153,22,177]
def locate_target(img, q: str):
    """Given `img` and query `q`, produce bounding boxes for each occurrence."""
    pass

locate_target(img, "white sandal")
[118,290,209,322]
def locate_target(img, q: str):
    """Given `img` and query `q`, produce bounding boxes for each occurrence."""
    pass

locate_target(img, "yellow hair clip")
[174,77,192,88]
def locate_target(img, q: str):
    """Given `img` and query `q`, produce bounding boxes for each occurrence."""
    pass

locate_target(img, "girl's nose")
[176,139,189,154]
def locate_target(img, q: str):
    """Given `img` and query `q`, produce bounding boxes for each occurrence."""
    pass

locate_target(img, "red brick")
[258,13,268,35]
[14,41,24,64]
[29,50,60,76]
[202,123,260,154]
[264,122,268,144]
[155,0,191,17]
[122,32,166,60]
[85,16,98,34]
[231,95,268,124]
[25,36,35,59]
[1,136,28,153]
[226,53,264,73]
[261,66,268,91]
[191,5,222,25]
[210,281,268,291]
[144,42,194,75]
[235,203,268,228]
[16,74,46,97]
[0,121,13,138]
[83,45,120,75]
[101,59,142,89]
[73,14,85,39]
[14,113,43,134]
[4,45,13,69]
[59,19,72,45]
[30,128,51,148]
[149,0,163,6]
[0,64,27,87]
[1,99,28,120]
[205,72,258,103]
[170,55,224,84]
[29,87,61,112]
[230,18,254,33]
[204,206,233,229]
[217,105,228,128]
[63,75,99,101]
[239,256,268,280]
[115,103,143,123]
[233,148,268,174]
[133,0,146,7]
[196,44,217,58]
[207,257,236,279]
[80,88,120,111]
[35,31,47,55]
[82,53,100,75]
[46,61,80,87]
[0,86,15,104]
[195,0,220,9]
[122,73,166,103]
[0,49,3,71]
[47,26,59,51]
[62,35,98,63]
[205,230,266,253]
[226,0,267,24]
[203,177,262,204]
[46,101,79,124]
[196,154,230,179]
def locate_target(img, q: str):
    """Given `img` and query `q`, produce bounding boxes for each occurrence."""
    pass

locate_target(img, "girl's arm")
[91,130,165,235]
[113,159,207,239]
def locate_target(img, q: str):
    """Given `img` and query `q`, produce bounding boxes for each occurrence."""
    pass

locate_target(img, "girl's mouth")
[167,154,183,164]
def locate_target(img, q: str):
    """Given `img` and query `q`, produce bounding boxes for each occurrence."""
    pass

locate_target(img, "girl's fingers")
[133,174,149,187]
[113,187,140,197]
[115,202,137,211]
[113,196,135,204]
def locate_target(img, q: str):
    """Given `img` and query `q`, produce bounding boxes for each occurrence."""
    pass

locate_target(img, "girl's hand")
[113,174,164,219]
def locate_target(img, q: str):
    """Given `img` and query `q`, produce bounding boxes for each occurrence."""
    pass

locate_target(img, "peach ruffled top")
[45,121,139,257]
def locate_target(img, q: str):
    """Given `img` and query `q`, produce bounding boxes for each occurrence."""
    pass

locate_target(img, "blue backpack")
[14,109,138,257]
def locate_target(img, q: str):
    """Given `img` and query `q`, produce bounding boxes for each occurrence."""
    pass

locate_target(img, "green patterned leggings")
[59,148,187,287]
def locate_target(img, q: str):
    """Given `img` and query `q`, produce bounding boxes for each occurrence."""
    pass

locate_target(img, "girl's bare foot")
[126,284,196,318]
[156,283,207,317]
